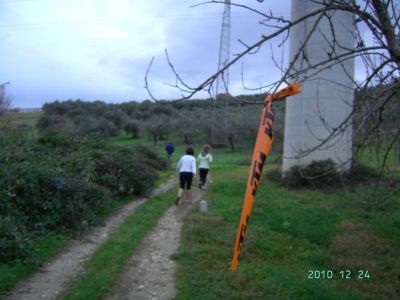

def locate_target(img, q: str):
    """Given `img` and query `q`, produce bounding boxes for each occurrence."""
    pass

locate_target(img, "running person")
[164,142,175,166]
[197,144,213,189]
[175,147,196,205]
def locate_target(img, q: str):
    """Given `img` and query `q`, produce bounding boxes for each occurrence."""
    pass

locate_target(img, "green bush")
[0,131,164,262]
[134,144,168,170]
[35,114,70,134]
[347,161,380,182]
[0,161,110,231]
[43,175,110,229]
[0,216,33,263]
[91,147,158,195]
[280,159,387,189]
[37,131,76,149]
[282,159,341,188]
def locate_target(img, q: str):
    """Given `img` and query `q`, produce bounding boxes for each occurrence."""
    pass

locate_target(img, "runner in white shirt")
[175,147,196,205]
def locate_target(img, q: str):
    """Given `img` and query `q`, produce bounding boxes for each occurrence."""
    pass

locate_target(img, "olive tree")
[143,115,172,146]
[174,113,202,145]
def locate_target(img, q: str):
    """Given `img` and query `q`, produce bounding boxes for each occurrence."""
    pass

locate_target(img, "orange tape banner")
[230,84,301,271]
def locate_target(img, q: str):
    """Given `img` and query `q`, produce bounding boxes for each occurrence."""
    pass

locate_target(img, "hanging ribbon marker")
[230,83,301,272]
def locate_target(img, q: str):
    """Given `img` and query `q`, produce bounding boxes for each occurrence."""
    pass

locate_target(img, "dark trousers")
[179,172,193,189]
[199,168,209,186]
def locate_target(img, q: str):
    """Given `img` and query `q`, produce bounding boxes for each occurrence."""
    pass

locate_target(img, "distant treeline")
[16,108,42,113]
[35,85,400,158]
[36,94,287,152]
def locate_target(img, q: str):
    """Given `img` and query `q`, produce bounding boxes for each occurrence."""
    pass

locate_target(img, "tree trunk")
[376,132,381,164]
[228,136,235,152]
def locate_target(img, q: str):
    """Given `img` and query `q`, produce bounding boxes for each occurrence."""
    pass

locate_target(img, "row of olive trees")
[128,100,269,149]
[35,96,275,150]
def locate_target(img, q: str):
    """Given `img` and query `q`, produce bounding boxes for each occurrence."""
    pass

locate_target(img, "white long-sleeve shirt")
[177,155,197,174]
[197,153,213,169]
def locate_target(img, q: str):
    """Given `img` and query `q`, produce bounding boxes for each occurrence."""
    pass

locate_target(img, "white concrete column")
[282,0,355,173]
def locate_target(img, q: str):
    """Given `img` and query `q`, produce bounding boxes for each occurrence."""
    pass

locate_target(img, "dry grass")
[226,174,247,181]
[330,220,400,299]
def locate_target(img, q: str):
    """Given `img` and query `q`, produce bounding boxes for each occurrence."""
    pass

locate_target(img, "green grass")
[155,168,175,187]
[110,133,150,147]
[61,189,176,300]
[1,112,42,135]
[4,111,43,126]
[174,150,400,300]
[355,147,400,175]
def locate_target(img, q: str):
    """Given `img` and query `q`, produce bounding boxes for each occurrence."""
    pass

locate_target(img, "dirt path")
[4,176,177,300]
[107,187,205,300]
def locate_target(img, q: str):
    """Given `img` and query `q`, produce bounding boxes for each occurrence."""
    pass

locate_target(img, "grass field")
[174,149,400,300]
[2,111,42,128]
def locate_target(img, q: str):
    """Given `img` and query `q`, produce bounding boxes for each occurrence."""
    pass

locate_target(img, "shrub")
[36,114,71,134]
[0,161,110,231]
[347,162,380,182]
[281,159,386,187]
[282,159,341,188]
[91,147,159,195]
[37,131,76,149]
[134,145,168,170]
[0,216,33,262]
[44,175,110,228]
[0,159,109,261]
[0,131,164,262]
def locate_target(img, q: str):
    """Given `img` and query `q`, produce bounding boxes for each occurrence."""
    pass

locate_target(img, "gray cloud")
[0,0,292,107]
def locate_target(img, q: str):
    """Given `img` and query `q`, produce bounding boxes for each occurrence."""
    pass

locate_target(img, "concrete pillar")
[282,0,355,173]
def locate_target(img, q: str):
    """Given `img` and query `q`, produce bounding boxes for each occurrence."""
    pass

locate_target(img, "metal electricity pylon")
[211,0,231,143]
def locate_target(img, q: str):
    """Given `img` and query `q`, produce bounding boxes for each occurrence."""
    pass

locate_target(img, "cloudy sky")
[0,0,293,108]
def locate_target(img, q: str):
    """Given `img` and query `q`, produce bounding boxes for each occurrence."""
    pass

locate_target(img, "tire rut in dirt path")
[107,187,206,300]
[3,176,177,300]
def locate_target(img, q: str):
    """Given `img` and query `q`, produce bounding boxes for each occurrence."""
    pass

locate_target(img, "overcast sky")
[0,0,294,108]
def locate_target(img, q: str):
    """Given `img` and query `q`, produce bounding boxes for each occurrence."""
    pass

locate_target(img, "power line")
[0,11,257,31]
[0,0,32,3]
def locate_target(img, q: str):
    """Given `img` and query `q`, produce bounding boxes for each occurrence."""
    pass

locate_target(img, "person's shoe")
[175,197,180,205]
[198,183,202,189]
